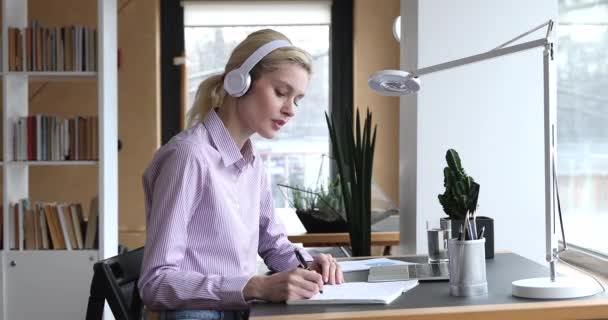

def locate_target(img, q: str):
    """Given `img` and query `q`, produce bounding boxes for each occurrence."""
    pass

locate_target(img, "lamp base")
[512,277,599,299]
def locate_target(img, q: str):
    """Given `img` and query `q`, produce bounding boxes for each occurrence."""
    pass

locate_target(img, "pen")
[463,211,471,240]
[478,226,486,239]
[470,211,478,239]
[457,224,464,241]
[467,218,475,240]
[294,249,323,294]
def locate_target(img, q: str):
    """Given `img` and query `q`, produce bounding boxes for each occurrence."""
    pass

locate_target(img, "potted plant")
[278,178,347,233]
[326,108,377,257]
[438,149,494,258]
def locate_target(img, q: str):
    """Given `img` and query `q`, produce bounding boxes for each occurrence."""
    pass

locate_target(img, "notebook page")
[286,280,418,305]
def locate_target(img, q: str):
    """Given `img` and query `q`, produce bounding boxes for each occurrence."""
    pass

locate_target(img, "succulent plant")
[438,149,480,220]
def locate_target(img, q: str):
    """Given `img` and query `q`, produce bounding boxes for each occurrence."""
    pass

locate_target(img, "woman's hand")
[244,268,324,302]
[309,253,344,285]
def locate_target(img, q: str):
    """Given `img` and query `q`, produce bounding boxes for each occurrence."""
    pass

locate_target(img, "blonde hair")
[187,29,313,127]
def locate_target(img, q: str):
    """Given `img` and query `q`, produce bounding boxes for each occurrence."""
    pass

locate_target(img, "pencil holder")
[447,238,487,296]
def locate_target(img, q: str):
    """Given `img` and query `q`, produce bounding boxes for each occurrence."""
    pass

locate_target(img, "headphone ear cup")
[224,68,251,97]
[223,39,291,97]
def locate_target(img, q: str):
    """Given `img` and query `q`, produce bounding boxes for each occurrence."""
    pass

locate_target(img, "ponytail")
[186,74,225,127]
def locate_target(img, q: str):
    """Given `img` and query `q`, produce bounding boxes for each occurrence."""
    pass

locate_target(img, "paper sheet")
[286,280,418,305]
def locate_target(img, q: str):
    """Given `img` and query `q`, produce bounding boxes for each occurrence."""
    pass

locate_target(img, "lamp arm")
[411,27,559,276]
[543,37,558,279]
[493,20,554,50]
[413,38,550,77]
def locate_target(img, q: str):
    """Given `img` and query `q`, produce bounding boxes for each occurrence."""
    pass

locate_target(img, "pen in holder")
[447,237,488,297]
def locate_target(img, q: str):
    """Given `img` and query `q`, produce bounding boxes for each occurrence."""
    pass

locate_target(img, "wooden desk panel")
[287,232,399,247]
[251,301,608,320]
[250,253,608,320]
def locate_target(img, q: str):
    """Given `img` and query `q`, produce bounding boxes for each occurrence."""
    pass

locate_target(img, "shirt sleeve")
[257,166,313,271]
[138,143,252,311]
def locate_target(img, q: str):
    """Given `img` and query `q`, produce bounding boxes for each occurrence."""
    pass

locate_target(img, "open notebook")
[286,280,418,305]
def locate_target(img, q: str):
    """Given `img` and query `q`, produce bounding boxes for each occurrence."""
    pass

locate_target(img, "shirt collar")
[203,109,256,168]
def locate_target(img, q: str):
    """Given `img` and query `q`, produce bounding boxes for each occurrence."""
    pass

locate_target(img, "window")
[182,1,332,207]
[557,0,608,257]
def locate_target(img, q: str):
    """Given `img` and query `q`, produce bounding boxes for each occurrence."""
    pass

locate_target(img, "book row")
[13,114,99,161]
[8,21,97,72]
[2,198,98,251]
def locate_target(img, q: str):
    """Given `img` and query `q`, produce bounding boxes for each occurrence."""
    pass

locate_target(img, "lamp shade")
[368,70,421,96]
[393,16,401,42]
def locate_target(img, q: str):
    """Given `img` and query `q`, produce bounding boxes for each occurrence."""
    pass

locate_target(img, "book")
[84,196,98,249]
[59,204,78,250]
[24,203,36,250]
[70,204,84,249]
[9,204,15,249]
[368,263,450,282]
[17,200,25,250]
[337,258,412,273]
[37,204,50,250]
[43,203,66,250]
[56,204,72,250]
[286,281,418,305]
[0,206,3,249]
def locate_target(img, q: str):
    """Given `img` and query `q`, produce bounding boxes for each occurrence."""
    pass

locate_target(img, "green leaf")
[446,149,463,174]
[438,149,480,220]
[325,107,376,256]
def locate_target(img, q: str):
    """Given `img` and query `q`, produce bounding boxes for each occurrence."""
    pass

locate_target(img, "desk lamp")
[369,19,599,299]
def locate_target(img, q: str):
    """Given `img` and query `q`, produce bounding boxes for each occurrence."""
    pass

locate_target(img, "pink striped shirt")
[138,109,311,311]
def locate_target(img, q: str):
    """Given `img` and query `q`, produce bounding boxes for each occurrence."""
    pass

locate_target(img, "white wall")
[398,0,558,265]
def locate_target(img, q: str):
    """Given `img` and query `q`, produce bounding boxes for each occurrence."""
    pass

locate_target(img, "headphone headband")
[239,40,291,75]
[224,39,293,97]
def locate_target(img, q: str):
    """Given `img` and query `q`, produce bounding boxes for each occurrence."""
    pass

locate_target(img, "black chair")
[86,247,145,320]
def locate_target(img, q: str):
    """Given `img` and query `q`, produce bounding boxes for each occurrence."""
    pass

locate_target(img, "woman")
[138,29,344,320]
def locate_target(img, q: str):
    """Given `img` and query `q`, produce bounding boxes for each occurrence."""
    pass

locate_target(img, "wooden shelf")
[4,71,97,81]
[8,160,98,166]
[288,231,399,247]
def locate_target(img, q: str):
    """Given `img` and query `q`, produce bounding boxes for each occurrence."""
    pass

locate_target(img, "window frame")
[558,243,608,282]
[555,0,608,275]
[160,0,186,144]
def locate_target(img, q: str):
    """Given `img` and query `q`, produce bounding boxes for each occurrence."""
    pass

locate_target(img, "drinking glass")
[427,220,450,263]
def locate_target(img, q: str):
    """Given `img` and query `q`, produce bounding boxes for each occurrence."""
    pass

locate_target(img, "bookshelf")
[1,0,117,319]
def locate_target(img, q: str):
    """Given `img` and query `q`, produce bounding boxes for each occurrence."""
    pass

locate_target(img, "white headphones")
[223,40,292,97]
